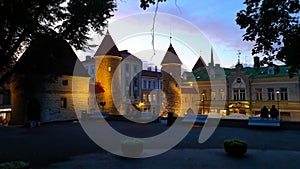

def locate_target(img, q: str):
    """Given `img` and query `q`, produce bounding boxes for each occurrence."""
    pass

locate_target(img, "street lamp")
[201,93,205,114]
[276,90,280,113]
[138,102,144,111]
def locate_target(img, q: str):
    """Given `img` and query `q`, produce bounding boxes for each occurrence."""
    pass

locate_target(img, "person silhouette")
[260,106,269,118]
[270,105,279,119]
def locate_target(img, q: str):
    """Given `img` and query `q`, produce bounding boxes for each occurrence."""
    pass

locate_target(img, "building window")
[148,94,151,102]
[220,89,225,100]
[153,94,156,102]
[255,88,262,100]
[280,88,288,100]
[211,91,216,100]
[240,89,246,100]
[143,93,147,102]
[148,81,151,89]
[143,80,147,89]
[153,81,156,89]
[108,66,111,72]
[134,65,139,73]
[268,88,275,100]
[62,80,68,86]
[268,67,275,75]
[233,89,245,100]
[90,65,95,74]
[61,97,67,108]
[125,64,130,72]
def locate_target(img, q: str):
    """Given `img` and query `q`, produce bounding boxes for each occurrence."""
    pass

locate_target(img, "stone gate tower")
[94,31,122,115]
[161,43,182,116]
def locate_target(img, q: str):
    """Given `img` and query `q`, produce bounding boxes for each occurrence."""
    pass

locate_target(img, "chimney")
[147,67,152,71]
[155,66,157,72]
[254,56,260,70]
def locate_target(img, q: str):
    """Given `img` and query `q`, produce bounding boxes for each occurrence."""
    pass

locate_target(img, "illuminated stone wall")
[10,74,89,124]
[161,64,182,116]
[95,55,122,115]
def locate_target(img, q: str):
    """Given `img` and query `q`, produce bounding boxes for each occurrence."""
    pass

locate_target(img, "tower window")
[61,97,67,108]
[62,80,68,86]
[108,67,111,72]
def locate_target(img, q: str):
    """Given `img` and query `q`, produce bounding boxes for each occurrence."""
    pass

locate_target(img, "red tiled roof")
[141,70,161,77]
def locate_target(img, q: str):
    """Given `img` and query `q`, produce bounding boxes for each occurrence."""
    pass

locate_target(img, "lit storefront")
[0,106,11,126]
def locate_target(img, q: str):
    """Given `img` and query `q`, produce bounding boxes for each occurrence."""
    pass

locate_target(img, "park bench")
[248,116,280,127]
[182,114,208,124]
[140,112,153,120]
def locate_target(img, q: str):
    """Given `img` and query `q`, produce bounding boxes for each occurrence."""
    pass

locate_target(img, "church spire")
[210,47,215,67]
[237,50,241,64]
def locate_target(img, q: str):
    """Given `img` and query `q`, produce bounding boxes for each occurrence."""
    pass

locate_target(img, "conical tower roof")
[161,43,182,65]
[192,56,207,72]
[94,31,120,57]
[13,34,89,77]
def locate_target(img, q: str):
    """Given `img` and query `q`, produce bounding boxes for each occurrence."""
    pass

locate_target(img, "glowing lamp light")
[0,108,11,112]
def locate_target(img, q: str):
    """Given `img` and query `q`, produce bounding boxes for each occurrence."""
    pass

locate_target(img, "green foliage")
[121,138,144,157]
[121,138,145,145]
[224,139,247,156]
[0,0,116,71]
[236,0,300,75]
[0,161,30,169]
[140,0,167,10]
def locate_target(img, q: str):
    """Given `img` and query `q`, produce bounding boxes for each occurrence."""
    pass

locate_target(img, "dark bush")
[224,139,247,157]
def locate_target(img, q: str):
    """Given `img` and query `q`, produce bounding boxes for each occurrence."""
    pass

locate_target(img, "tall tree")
[0,0,167,72]
[0,0,116,72]
[236,0,300,76]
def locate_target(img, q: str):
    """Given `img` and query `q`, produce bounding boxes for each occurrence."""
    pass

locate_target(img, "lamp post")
[201,93,205,114]
[276,90,280,113]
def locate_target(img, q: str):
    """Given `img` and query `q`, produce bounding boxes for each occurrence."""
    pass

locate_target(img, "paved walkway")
[1,121,300,169]
[44,149,300,169]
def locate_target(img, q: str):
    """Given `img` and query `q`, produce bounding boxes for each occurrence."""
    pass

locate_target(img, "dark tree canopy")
[0,0,167,85]
[236,0,300,75]
[140,0,167,9]
[0,0,116,71]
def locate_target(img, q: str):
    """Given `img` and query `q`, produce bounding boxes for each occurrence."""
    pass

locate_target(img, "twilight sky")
[77,0,261,69]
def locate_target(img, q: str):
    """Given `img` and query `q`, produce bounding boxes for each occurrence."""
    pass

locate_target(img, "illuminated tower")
[94,31,122,115]
[161,43,182,116]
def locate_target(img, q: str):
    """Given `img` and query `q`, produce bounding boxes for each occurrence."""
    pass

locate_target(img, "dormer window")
[268,67,275,75]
